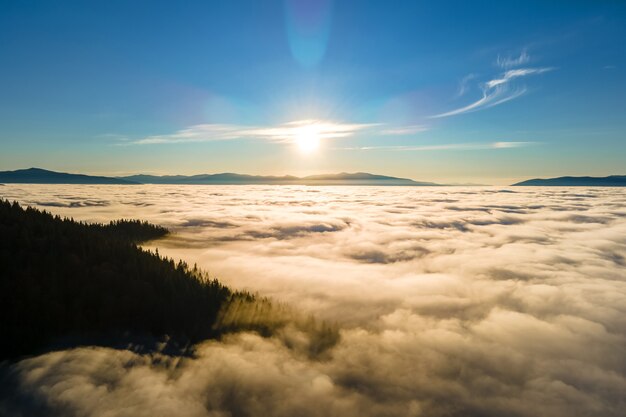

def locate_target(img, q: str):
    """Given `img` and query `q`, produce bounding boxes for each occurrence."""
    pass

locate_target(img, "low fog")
[1,185,625,417]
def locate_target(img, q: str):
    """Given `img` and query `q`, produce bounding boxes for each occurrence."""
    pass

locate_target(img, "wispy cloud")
[491,141,534,148]
[378,125,429,135]
[486,67,554,89]
[456,73,477,98]
[430,86,527,119]
[496,49,530,68]
[339,141,535,151]
[430,49,555,119]
[431,66,554,119]
[133,120,377,145]
[96,133,130,142]
[129,120,430,146]
[134,124,250,145]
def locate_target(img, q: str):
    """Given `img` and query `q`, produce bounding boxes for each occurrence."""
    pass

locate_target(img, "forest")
[0,200,239,360]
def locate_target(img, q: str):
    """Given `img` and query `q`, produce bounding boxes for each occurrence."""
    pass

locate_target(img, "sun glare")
[294,124,321,154]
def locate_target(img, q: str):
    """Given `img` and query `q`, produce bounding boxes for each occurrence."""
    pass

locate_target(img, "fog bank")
[1,185,625,416]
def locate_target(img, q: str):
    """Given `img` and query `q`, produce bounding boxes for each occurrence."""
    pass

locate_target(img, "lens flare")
[285,0,334,68]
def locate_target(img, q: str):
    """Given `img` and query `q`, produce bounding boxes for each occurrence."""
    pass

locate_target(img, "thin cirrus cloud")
[132,120,379,145]
[486,67,554,89]
[431,50,555,119]
[496,49,531,68]
[456,73,477,98]
[378,125,430,135]
[339,141,535,151]
[431,67,554,119]
[130,122,535,153]
[130,120,433,146]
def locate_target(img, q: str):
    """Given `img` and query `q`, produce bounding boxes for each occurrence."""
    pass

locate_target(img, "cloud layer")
[1,184,625,417]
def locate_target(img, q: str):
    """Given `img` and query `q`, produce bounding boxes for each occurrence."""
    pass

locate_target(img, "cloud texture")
[1,184,625,416]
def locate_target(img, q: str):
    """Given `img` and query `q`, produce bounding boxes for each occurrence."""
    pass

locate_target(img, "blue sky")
[0,0,625,184]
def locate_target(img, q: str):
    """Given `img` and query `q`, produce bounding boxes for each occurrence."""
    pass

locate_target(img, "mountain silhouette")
[120,171,441,186]
[0,168,137,184]
[513,175,626,186]
[0,168,440,185]
[7,169,625,187]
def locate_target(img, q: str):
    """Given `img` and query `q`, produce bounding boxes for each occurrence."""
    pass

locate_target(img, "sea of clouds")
[1,184,625,417]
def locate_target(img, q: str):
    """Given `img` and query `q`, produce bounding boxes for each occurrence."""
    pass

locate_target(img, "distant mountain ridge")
[120,172,440,186]
[513,175,626,186]
[0,168,441,186]
[0,168,137,184]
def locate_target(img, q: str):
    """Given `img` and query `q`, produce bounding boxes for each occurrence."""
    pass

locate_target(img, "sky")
[0,0,625,184]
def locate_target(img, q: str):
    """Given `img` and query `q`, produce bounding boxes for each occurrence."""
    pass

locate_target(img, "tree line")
[0,200,236,360]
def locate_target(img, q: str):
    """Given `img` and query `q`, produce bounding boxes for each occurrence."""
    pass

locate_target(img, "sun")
[294,124,321,154]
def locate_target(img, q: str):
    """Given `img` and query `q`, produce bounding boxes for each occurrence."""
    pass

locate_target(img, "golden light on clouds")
[2,185,625,416]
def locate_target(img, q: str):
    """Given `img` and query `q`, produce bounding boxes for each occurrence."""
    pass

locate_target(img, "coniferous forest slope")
[0,200,243,360]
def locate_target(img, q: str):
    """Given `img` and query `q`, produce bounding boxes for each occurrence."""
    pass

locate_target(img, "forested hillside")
[0,200,234,360]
